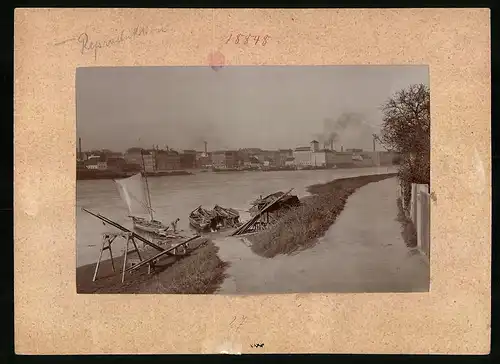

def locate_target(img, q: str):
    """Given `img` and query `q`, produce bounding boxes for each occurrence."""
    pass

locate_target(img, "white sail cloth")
[114,173,152,219]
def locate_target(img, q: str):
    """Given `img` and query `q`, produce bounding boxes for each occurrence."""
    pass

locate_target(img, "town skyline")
[76,65,429,152]
[77,140,372,155]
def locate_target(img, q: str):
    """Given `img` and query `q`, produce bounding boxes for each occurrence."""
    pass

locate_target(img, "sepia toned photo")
[76,65,431,294]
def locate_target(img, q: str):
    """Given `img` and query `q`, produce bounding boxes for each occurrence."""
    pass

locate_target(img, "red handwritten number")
[262,35,270,46]
[244,34,251,45]
[225,33,232,44]
[254,36,260,45]
[235,34,243,44]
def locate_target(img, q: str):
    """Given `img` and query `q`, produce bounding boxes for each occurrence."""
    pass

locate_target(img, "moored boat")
[189,205,241,232]
[114,171,170,236]
[130,216,169,236]
[189,206,214,232]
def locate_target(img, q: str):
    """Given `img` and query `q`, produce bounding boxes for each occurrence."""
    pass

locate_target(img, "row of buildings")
[206,141,396,170]
[77,147,199,172]
[77,141,397,172]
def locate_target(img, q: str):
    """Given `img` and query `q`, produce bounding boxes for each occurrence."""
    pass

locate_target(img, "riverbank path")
[214,177,429,293]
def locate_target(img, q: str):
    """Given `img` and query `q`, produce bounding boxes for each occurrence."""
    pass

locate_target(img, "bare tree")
[380,84,430,205]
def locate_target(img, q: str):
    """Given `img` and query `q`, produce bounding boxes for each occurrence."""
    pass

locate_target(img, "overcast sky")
[76,65,429,152]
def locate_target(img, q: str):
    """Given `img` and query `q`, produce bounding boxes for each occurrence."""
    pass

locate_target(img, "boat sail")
[115,173,152,220]
[114,172,169,236]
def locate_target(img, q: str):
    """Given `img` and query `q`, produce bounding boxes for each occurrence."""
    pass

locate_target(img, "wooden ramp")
[230,188,294,236]
[126,235,203,273]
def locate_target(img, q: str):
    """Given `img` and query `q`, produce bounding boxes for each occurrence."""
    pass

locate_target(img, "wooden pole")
[93,233,117,282]
[130,236,142,261]
[121,236,131,283]
[141,149,154,221]
[93,235,107,282]
[108,236,116,272]
[126,235,201,273]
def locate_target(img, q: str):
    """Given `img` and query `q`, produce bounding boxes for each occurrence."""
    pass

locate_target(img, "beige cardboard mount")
[14,8,491,354]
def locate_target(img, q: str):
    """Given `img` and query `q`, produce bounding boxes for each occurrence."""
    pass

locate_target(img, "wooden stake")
[92,232,145,284]
[108,236,116,272]
[93,234,118,281]
[92,235,107,282]
[121,237,130,283]
[121,234,146,283]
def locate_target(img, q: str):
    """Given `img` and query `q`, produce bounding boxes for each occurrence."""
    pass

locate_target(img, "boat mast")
[141,149,154,221]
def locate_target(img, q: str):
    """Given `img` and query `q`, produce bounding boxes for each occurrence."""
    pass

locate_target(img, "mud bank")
[76,238,228,294]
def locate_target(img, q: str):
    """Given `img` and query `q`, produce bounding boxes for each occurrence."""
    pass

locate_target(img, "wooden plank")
[125,235,202,273]
[231,188,294,236]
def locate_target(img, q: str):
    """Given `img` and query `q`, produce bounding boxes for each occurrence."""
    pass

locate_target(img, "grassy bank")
[76,238,228,294]
[248,173,397,258]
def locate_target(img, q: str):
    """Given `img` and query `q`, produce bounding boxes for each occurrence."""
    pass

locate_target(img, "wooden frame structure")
[93,231,146,283]
[83,208,203,284]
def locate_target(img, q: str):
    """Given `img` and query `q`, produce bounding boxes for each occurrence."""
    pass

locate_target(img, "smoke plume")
[315,112,376,150]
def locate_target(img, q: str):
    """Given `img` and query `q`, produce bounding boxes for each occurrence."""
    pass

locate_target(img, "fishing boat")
[249,191,301,218]
[189,205,241,232]
[114,172,170,236]
[189,206,214,232]
[213,205,241,228]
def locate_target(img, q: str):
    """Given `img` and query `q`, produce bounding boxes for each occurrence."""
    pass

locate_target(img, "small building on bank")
[155,149,181,171]
[212,150,239,169]
[284,157,296,167]
[293,140,336,168]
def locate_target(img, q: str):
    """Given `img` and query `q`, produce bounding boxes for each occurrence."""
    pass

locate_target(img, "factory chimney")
[341,145,344,152]
[204,141,208,154]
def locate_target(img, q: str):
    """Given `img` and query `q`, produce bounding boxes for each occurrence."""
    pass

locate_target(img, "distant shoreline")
[213,162,395,173]
[76,163,396,180]
[76,170,193,180]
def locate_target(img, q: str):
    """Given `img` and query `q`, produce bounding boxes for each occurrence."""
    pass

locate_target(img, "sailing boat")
[114,172,170,236]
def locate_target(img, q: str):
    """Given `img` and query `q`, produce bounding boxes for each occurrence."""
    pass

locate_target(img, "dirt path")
[214,177,429,294]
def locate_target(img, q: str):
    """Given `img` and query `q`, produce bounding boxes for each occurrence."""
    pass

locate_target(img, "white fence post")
[416,187,423,249]
[414,184,430,260]
[410,183,417,223]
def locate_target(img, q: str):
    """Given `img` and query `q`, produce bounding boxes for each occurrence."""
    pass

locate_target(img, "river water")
[76,166,396,267]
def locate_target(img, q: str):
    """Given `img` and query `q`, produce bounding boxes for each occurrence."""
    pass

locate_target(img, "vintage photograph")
[76,65,430,294]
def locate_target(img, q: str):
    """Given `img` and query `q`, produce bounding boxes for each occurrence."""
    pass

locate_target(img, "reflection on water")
[76,166,395,267]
